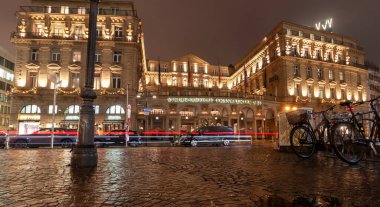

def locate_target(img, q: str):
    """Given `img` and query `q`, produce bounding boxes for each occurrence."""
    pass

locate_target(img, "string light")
[57,87,80,95]
[11,87,37,95]
[100,88,126,95]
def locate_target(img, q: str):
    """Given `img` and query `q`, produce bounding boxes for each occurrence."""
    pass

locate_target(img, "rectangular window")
[71,73,80,88]
[317,68,323,80]
[61,6,69,14]
[29,72,38,88]
[328,70,334,81]
[307,85,313,98]
[341,89,346,100]
[52,51,60,62]
[295,84,300,96]
[96,26,103,37]
[78,7,86,15]
[34,24,43,36]
[53,27,63,37]
[339,71,344,82]
[94,105,99,114]
[73,51,81,62]
[304,48,309,57]
[31,49,38,61]
[357,74,361,85]
[112,73,121,88]
[112,7,119,15]
[319,86,324,98]
[95,52,101,63]
[115,26,123,38]
[94,73,101,90]
[293,65,300,76]
[74,26,82,40]
[316,50,321,60]
[113,51,122,63]
[48,105,58,114]
[330,88,335,99]
[306,66,312,79]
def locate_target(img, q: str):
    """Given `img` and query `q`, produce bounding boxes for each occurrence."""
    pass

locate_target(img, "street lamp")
[125,83,131,147]
[51,78,61,149]
[71,0,99,168]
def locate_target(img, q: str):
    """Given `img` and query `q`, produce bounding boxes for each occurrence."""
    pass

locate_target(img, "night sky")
[1,0,379,66]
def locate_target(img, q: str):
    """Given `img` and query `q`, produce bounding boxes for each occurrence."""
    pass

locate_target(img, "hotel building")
[141,21,368,134]
[10,0,145,134]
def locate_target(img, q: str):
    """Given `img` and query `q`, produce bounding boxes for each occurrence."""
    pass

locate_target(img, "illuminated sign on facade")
[315,18,333,31]
[18,114,41,121]
[167,97,262,106]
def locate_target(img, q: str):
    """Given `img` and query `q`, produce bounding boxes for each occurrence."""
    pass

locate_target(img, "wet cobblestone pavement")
[0,141,380,206]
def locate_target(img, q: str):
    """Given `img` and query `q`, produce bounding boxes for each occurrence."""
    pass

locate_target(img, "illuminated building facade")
[0,48,14,130]
[10,0,145,134]
[367,62,380,100]
[139,54,278,134]
[141,21,368,133]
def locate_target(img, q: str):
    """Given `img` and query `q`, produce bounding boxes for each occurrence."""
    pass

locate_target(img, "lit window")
[330,88,335,99]
[78,7,86,15]
[94,105,99,114]
[96,26,103,38]
[61,6,69,14]
[95,52,101,63]
[48,105,58,114]
[73,51,81,62]
[295,84,300,96]
[307,85,312,98]
[71,72,80,88]
[319,86,324,98]
[339,71,344,81]
[341,89,346,100]
[94,73,101,90]
[29,72,38,88]
[328,70,334,81]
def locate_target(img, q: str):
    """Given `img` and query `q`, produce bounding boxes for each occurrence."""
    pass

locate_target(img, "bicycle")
[331,96,380,165]
[287,105,336,158]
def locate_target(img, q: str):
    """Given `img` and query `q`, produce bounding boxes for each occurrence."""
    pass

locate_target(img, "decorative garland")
[322,98,336,104]
[11,87,37,95]
[296,96,310,103]
[100,88,126,95]
[57,87,80,95]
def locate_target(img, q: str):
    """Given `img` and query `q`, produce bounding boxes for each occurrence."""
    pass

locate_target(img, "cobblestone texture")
[0,141,380,206]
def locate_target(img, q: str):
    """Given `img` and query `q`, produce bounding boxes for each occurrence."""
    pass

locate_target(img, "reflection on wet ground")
[0,142,379,206]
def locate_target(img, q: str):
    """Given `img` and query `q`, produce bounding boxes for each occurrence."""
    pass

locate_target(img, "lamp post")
[51,79,61,149]
[125,83,131,147]
[71,0,99,168]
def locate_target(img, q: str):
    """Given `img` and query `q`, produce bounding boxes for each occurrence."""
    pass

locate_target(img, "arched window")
[65,105,80,114]
[20,105,41,114]
[106,105,125,114]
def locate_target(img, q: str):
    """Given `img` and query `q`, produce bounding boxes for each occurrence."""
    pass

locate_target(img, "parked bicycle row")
[286,96,380,165]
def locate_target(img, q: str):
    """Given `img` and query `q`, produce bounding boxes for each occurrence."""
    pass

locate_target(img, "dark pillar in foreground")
[71,0,99,168]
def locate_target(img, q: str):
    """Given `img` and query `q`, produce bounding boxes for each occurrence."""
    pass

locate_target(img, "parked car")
[0,131,6,148]
[96,130,141,147]
[10,128,76,148]
[180,126,234,147]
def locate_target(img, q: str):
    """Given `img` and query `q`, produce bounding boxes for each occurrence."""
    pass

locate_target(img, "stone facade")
[10,0,145,134]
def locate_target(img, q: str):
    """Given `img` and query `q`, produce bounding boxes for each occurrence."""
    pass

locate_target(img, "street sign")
[143,108,152,112]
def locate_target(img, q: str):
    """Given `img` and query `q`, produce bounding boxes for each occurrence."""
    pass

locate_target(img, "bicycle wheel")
[331,122,365,165]
[290,125,316,158]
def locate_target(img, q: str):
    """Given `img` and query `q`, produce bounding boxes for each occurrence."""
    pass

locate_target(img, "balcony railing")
[12,32,137,42]
[19,6,138,17]
[280,50,367,69]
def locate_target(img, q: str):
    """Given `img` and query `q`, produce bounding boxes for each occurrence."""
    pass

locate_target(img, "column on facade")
[253,117,257,140]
